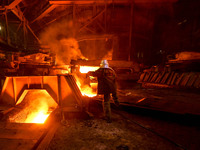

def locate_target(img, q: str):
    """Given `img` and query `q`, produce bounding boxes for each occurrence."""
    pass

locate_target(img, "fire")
[75,77,97,97]
[73,66,99,97]
[79,66,99,73]
[75,73,98,97]
[9,90,57,124]
[80,84,97,97]
[27,111,50,123]
[24,104,50,124]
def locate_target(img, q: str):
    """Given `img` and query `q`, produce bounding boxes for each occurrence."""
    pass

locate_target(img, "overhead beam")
[49,0,132,5]
[4,0,22,9]
[79,9,105,32]
[128,2,134,61]
[11,6,41,43]
[49,0,178,5]
[77,34,114,42]
[31,5,57,23]
[34,10,72,32]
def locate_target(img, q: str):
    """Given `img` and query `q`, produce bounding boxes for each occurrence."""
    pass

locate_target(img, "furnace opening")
[74,66,99,97]
[9,90,58,124]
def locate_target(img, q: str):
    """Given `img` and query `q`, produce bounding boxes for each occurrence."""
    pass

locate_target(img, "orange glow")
[102,49,113,60]
[61,69,69,74]
[10,90,57,124]
[136,97,146,103]
[79,66,99,73]
[75,66,98,97]
[75,75,97,97]
[90,82,98,89]
[27,111,50,123]
[24,103,50,123]
[80,84,97,97]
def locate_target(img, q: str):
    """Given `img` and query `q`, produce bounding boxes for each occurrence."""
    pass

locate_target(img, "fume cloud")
[40,20,86,65]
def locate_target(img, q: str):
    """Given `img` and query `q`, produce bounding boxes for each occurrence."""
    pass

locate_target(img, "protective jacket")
[89,67,117,94]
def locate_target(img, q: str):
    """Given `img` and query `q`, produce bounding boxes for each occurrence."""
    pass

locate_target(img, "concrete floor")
[0,82,199,150]
[48,84,200,150]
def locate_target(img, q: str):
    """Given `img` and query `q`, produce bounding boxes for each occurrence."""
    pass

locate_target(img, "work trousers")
[103,92,119,119]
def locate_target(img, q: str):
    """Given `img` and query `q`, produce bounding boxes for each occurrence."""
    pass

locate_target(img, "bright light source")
[0,26,1,30]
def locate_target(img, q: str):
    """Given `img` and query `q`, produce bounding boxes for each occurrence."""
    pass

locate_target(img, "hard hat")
[100,59,109,68]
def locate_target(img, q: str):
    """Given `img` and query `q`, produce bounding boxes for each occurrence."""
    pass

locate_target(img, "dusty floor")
[46,82,200,150]
[48,114,184,150]
[1,82,199,150]
[48,89,200,150]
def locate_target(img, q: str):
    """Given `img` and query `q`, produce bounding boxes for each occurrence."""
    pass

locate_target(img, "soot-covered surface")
[48,85,200,150]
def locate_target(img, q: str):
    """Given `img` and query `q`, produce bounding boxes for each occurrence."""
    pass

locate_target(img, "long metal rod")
[4,10,10,44]
[79,8,106,32]
[128,3,134,61]
[73,4,76,37]
[105,0,107,33]
[11,6,41,44]
[31,5,57,24]
[49,0,177,5]
[23,20,27,48]
[49,0,132,5]
[12,77,16,103]
[4,0,22,9]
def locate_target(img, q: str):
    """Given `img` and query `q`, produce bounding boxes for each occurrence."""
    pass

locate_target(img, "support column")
[128,3,134,61]
[4,9,10,45]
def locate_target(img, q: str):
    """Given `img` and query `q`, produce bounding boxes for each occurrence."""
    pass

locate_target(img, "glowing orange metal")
[71,66,99,97]
[10,90,57,124]
[79,66,99,73]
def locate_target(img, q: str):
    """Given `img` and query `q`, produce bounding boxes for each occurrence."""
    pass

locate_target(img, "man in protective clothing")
[87,60,119,123]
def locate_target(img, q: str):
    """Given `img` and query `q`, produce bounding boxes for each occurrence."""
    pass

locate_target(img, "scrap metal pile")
[138,51,200,89]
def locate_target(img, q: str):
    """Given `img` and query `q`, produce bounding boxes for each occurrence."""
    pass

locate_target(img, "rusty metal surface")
[0,108,60,150]
[138,71,200,89]
[0,75,84,112]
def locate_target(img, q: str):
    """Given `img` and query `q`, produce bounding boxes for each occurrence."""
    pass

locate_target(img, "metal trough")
[0,75,84,112]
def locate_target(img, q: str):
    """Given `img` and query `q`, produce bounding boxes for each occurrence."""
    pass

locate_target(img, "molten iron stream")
[79,66,99,73]
[75,66,99,97]
[10,90,57,124]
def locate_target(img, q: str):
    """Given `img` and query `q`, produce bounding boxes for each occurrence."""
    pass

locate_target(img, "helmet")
[100,59,109,68]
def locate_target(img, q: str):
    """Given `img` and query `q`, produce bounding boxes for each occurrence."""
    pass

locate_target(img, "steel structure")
[0,75,84,112]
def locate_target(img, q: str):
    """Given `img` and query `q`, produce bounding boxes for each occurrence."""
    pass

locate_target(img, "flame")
[28,111,50,123]
[75,73,98,97]
[80,84,97,97]
[74,66,99,97]
[79,66,99,73]
[9,90,57,124]
[25,104,50,124]
[76,78,96,97]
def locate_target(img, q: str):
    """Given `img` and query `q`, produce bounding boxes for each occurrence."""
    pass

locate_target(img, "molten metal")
[79,66,99,73]
[76,77,97,97]
[28,111,50,123]
[9,90,57,124]
[75,66,99,97]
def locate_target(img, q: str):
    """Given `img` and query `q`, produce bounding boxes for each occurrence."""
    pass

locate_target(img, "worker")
[87,60,120,123]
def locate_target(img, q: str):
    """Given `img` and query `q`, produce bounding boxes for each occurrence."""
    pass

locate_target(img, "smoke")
[40,20,86,65]
[102,49,113,60]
